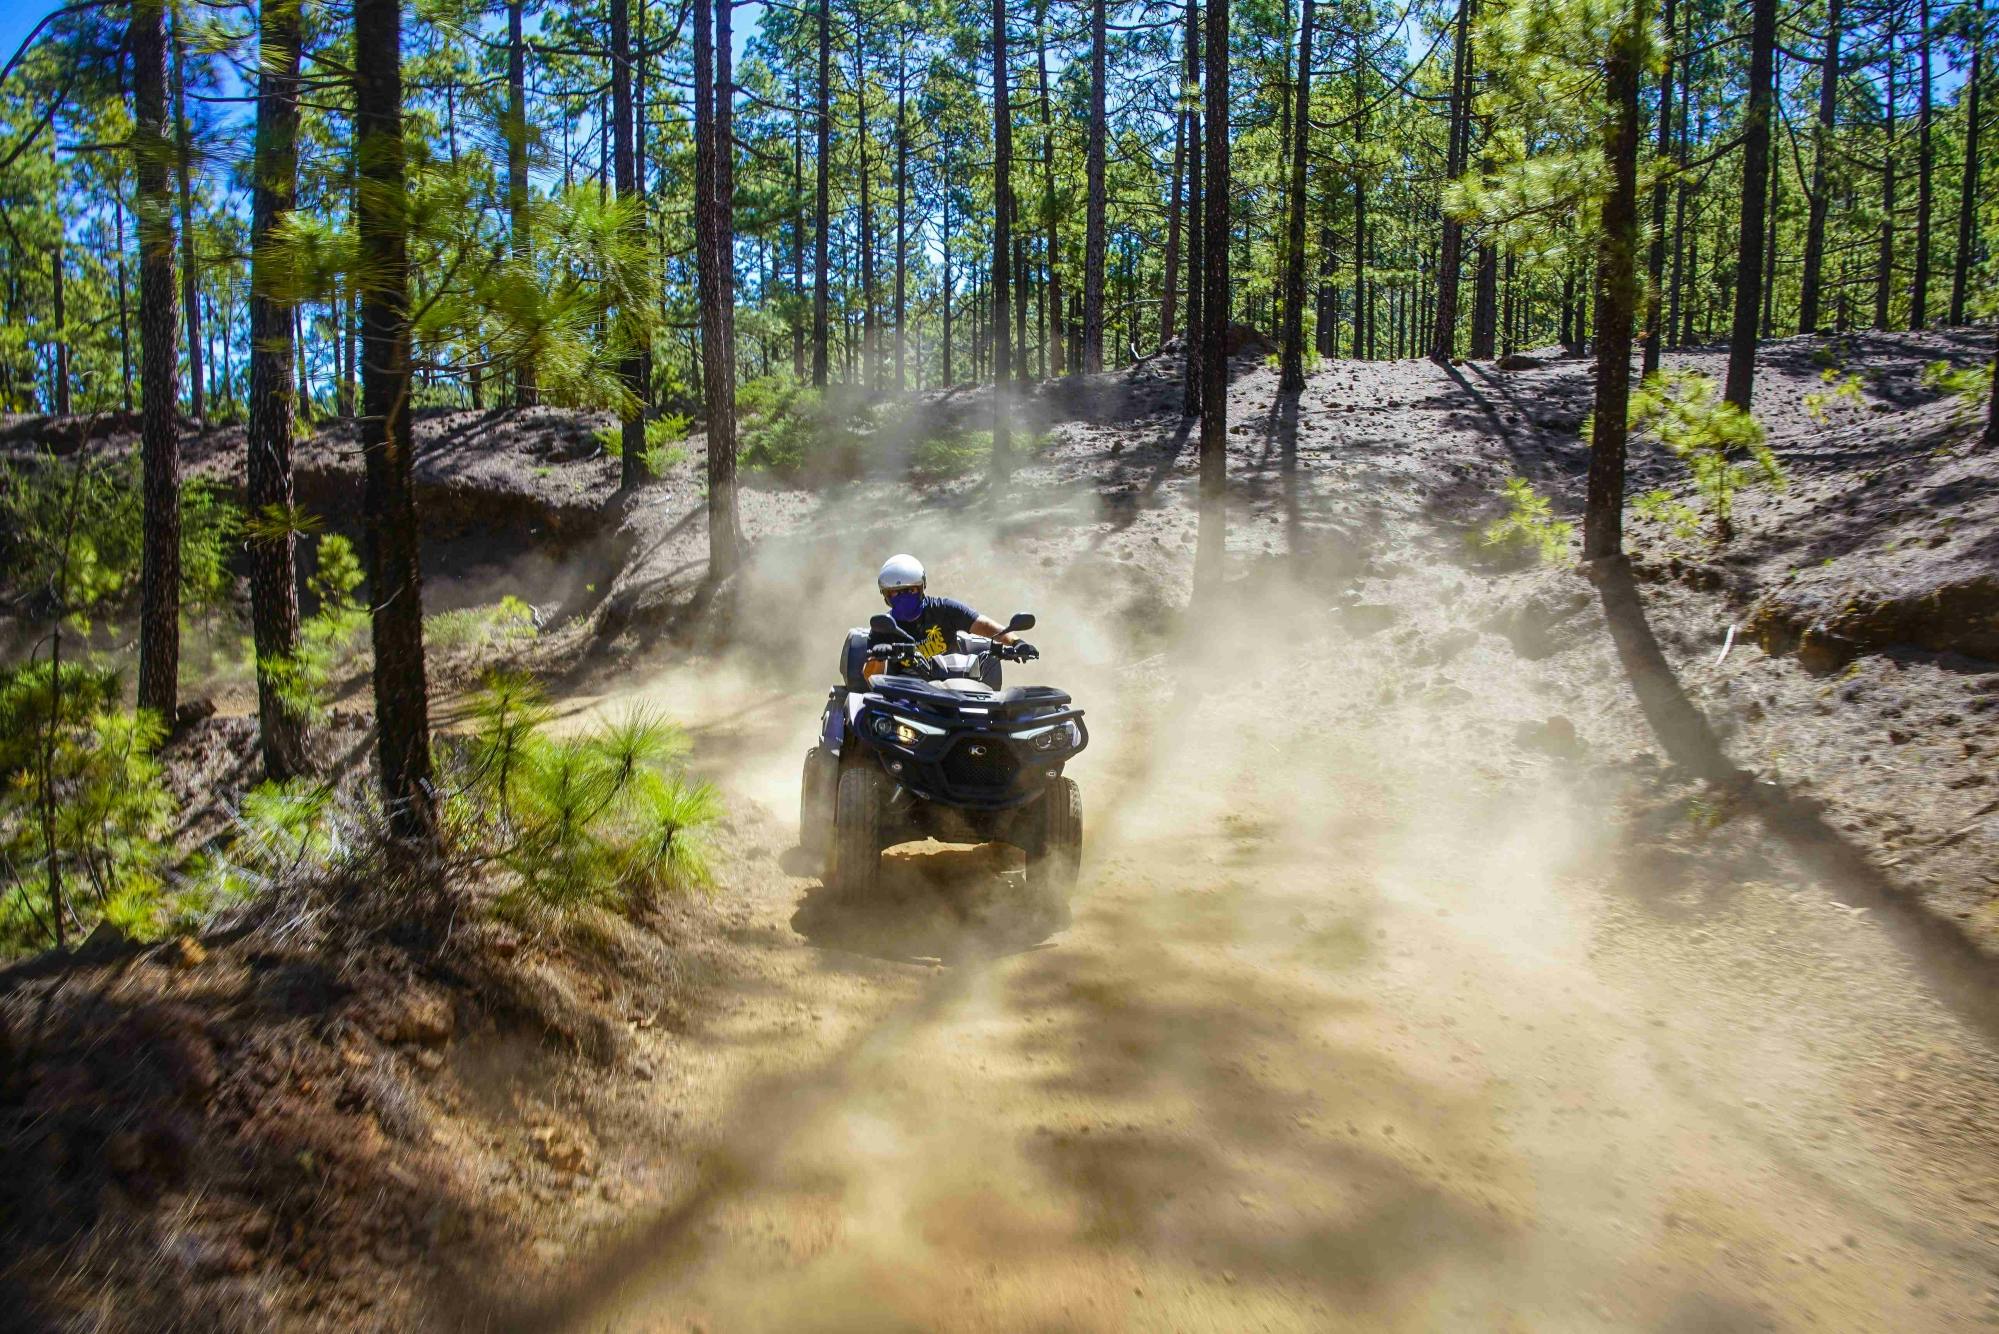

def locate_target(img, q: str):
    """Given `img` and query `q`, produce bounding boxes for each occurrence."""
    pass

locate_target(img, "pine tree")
[247,0,309,780]
[354,0,435,842]
[131,0,180,721]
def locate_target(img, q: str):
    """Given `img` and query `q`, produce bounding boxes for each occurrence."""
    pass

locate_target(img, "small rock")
[166,936,207,969]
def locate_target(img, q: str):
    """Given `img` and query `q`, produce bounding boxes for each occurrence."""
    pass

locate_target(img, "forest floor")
[5,331,1999,1331]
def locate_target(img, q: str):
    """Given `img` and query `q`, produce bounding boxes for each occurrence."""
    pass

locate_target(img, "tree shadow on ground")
[1590,554,1999,1045]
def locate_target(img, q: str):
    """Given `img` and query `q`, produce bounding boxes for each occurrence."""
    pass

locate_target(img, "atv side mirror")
[871,613,913,642]
[1005,612,1036,633]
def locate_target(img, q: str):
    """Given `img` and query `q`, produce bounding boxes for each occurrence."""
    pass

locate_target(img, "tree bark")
[992,0,1013,471]
[1182,0,1204,416]
[1279,0,1315,390]
[854,30,878,392]
[354,0,436,842]
[51,237,68,415]
[1723,0,1776,408]
[170,15,202,424]
[1585,0,1645,563]
[895,34,909,392]
[695,0,741,574]
[813,0,831,386]
[1878,12,1899,330]
[1798,0,1840,332]
[1194,0,1229,595]
[1082,0,1107,373]
[1912,0,1934,328]
[247,0,309,780]
[612,0,644,488]
[1643,0,1675,373]
[1163,111,1185,348]
[508,0,535,404]
[1470,243,1496,358]
[1952,10,1981,325]
[1431,0,1473,361]
[1037,2,1065,375]
[133,0,180,721]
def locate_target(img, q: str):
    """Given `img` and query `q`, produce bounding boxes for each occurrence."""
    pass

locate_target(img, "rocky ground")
[3,330,1998,1331]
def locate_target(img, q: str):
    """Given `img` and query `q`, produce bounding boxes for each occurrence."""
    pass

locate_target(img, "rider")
[875,553,1021,659]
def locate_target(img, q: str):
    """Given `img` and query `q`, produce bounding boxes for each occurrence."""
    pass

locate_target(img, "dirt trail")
[493,598,1999,1330]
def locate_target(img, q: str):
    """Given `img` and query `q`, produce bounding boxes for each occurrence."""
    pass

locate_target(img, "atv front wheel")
[832,765,884,899]
[799,746,837,870]
[1027,776,1082,905]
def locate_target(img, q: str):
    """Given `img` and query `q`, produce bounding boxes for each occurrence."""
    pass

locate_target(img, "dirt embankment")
[4,330,1998,1330]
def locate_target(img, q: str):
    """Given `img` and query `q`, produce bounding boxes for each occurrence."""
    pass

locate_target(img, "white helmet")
[877,553,926,593]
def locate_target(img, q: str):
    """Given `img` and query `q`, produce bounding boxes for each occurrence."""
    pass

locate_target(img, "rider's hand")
[1013,641,1039,661]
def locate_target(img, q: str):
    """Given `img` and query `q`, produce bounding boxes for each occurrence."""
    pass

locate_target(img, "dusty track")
[483,521,1999,1330]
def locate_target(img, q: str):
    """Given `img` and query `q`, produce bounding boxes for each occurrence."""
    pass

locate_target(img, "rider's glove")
[1013,641,1039,661]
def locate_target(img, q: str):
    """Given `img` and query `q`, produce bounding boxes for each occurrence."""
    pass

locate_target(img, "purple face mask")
[889,589,924,622]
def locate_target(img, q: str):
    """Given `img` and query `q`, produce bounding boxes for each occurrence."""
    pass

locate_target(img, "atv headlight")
[871,713,940,746]
[1028,722,1081,752]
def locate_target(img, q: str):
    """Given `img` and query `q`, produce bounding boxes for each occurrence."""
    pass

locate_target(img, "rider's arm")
[969,613,1015,644]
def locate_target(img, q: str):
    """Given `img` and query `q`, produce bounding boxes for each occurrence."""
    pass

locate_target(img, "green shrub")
[1920,359,1990,426]
[1803,369,1867,424]
[1628,371,1784,542]
[258,533,369,723]
[2,453,241,624]
[425,594,537,652]
[0,662,174,953]
[1478,474,1574,564]
[594,415,691,479]
[454,671,718,910]
[1633,488,1701,540]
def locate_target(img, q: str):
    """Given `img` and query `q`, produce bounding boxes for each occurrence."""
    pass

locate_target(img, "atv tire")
[832,765,884,899]
[1026,777,1082,908]
[799,747,837,870]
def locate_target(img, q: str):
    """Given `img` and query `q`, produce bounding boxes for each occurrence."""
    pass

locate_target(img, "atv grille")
[942,738,1019,792]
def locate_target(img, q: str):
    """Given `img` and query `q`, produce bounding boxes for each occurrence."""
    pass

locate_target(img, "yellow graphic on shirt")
[917,625,949,657]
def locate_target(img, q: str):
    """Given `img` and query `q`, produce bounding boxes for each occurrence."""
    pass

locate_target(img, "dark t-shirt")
[893,596,981,656]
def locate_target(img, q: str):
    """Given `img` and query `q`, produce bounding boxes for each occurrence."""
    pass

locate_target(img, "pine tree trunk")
[1723,0,1776,409]
[1036,2,1066,375]
[132,0,180,722]
[793,72,807,377]
[1585,0,1646,562]
[1798,0,1840,332]
[612,0,644,488]
[1912,0,1933,328]
[1431,0,1473,361]
[1878,15,1899,330]
[116,199,131,412]
[992,0,1013,472]
[943,185,954,384]
[1352,176,1366,359]
[1761,105,1782,337]
[813,0,831,386]
[170,16,203,424]
[1643,0,1675,373]
[1183,0,1204,416]
[1083,0,1107,373]
[895,38,909,393]
[1163,111,1185,347]
[247,0,309,780]
[1278,0,1315,391]
[1470,243,1496,357]
[855,34,878,393]
[1194,0,1229,596]
[51,239,68,415]
[1952,13,1981,325]
[354,0,436,842]
[508,0,535,405]
[712,0,741,573]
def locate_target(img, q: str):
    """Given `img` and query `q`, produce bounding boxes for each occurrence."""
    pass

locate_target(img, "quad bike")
[798,612,1087,912]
